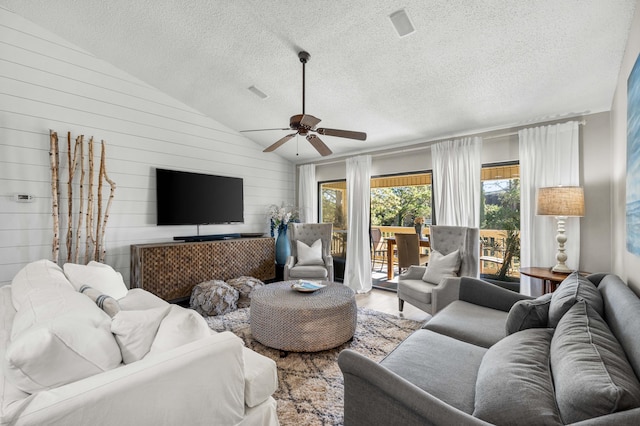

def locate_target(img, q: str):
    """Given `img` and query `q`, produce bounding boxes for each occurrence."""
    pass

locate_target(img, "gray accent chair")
[284,222,334,282]
[398,225,479,314]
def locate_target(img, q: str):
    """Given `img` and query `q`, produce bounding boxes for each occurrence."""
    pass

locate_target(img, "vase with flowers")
[267,204,299,265]
[414,216,425,236]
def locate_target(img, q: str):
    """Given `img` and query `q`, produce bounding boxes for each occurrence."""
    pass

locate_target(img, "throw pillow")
[63,262,129,300]
[11,288,111,340]
[11,259,75,311]
[4,292,122,393]
[421,249,461,284]
[296,239,324,265]
[505,293,552,335]
[473,328,562,425]
[548,272,603,328]
[111,306,171,364]
[146,305,212,356]
[79,284,121,317]
[550,301,640,423]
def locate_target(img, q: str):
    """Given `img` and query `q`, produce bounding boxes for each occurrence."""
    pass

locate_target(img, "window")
[370,173,433,228]
[320,180,347,257]
[319,172,434,258]
[480,163,520,280]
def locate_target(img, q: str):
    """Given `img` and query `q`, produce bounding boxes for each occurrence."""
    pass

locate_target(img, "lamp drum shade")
[536,186,585,217]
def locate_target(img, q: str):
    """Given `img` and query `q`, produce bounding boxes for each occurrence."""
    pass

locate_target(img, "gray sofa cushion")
[548,272,603,328]
[473,328,562,425]
[550,300,640,424]
[380,329,486,414]
[505,293,552,335]
[424,300,508,348]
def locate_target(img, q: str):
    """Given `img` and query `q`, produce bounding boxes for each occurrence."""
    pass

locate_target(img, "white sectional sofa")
[0,260,279,426]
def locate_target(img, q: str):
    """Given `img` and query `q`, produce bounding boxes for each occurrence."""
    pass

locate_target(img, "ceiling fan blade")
[300,114,321,129]
[307,134,332,156]
[263,133,296,152]
[240,127,290,133]
[316,128,367,140]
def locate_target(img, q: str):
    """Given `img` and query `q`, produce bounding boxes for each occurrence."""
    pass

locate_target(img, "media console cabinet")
[130,237,275,302]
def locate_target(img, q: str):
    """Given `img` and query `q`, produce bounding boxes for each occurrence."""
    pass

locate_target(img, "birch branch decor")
[49,130,117,265]
[49,131,60,262]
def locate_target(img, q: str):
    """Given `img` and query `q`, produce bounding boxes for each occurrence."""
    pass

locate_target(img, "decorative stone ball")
[190,280,239,316]
[227,276,265,308]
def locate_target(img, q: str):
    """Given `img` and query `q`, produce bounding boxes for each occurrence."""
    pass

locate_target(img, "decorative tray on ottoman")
[291,280,326,293]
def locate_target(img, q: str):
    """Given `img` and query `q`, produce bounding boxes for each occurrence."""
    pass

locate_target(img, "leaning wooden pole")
[66,132,80,262]
[49,130,60,263]
[74,136,85,263]
[95,142,105,261]
[99,140,116,263]
[85,137,95,264]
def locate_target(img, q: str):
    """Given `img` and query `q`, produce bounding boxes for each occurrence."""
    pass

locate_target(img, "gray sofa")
[338,273,640,425]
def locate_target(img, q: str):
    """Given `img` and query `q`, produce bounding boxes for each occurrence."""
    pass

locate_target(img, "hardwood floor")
[355,288,431,323]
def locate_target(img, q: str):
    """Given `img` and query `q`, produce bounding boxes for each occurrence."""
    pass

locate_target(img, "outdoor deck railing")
[329,226,520,277]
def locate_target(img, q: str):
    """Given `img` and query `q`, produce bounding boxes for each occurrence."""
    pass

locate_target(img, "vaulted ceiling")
[1,0,637,162]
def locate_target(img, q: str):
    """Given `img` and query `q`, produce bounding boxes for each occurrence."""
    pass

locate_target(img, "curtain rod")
[300,119,587,167]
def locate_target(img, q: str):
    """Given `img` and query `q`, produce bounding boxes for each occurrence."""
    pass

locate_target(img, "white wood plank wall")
[0,8,295,286]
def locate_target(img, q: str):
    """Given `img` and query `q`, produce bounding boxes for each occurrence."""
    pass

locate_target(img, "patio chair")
[370,228,387,271]
[395,233,429,276]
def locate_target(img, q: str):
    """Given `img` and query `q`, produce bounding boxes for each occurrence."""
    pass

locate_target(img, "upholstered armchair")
[398,225,479,314]
[284,223,334,282]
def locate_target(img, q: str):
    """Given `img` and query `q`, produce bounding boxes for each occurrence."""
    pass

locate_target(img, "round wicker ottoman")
[250,281,357,352]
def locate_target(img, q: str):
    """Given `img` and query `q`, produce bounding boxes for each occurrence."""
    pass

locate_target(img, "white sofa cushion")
[111,306,171,364]
[11,259,74,311]
[4,290,122,393]
[242,347,279,408]
[63,262,129,300]
[147,305,212,356]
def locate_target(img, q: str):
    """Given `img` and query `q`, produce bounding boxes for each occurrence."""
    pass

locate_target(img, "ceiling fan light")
[247,85,268,99]
[389,9,415,38]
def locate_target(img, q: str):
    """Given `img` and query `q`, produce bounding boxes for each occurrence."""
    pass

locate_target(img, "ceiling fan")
[241,51,367,157]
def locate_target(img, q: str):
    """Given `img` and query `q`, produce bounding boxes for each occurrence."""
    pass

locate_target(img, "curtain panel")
[298,164,317,223]
[345,155,372,293]
[432,137,483,227]
[519,121,580,296]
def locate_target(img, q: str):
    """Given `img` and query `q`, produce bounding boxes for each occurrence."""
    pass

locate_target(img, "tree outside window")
[480,164,520,280]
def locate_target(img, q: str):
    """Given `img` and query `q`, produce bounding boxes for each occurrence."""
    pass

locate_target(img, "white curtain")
[519,121,580,296]
[432,137,483,227]
[345,155,372,293]
[298,164,317,223]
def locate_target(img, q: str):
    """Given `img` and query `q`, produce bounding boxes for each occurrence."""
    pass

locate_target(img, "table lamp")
[536,186,584,273]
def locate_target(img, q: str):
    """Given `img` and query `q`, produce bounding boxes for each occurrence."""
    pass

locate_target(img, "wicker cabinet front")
[130,238,275,302]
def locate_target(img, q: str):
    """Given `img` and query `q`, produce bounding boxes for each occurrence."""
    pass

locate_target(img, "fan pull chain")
[296,134,299,156]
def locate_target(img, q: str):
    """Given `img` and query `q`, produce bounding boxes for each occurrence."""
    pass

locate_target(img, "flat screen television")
[156,168,244,225]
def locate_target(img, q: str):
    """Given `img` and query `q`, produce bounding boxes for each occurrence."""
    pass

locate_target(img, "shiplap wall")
[0,8,294,286]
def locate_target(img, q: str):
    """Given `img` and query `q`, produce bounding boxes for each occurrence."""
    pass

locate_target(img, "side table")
[519,267,589,294]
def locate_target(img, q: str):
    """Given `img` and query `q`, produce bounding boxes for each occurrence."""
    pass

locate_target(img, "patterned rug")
[206,307,424,426]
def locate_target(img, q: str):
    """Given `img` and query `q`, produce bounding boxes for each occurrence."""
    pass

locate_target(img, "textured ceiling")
[1,0,637,163]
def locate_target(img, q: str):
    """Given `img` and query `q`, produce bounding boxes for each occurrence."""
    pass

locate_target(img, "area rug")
[206,307,424,426]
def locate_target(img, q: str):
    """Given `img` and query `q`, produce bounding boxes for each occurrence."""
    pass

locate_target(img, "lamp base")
[551,263,573,274]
